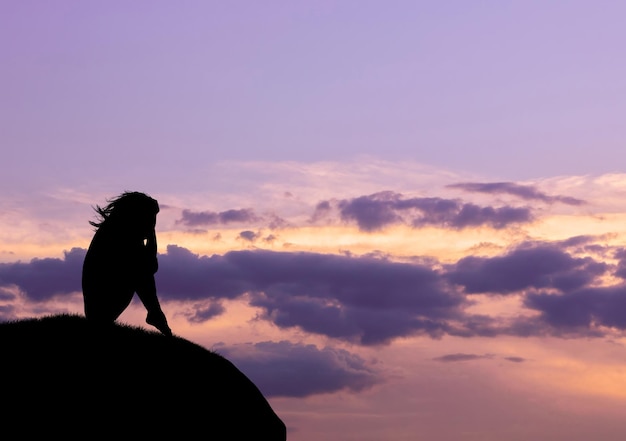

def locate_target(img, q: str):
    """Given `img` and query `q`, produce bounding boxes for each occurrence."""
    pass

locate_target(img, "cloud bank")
[2,237,623,343]
[313,191,533,231]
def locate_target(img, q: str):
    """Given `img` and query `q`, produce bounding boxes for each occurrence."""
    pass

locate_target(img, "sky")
[2,1,626,440]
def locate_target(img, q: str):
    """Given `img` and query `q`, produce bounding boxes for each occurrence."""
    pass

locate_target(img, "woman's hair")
[90,191,159,229]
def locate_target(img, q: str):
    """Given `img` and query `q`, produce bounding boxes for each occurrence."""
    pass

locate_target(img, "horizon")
[3,2,626,440]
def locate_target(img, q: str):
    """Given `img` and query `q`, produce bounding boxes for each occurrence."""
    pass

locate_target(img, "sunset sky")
[3,2,626,440]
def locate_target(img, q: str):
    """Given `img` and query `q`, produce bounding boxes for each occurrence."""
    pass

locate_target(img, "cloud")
[183,301,226,323]
[525,285,626,331]
[433,353,526,363]
[559,235,598,248]
[0,239,622,342]
[447,182,586,206]
[503,356,525,363]
[447,243,608,295]
[337,192,402,231]
[155,245,250,301]
[324,191,532,232]
[433,353,493,362]
[177,208,259,227]
[429,203,532,230]
[612,250,626,280]
[239,230,259,242]
[218,341,381,397]
[263,234,278,244]
[0,248,85,301]
[0,286,16,301]
[156,245,465,344]
[176,208,289,231]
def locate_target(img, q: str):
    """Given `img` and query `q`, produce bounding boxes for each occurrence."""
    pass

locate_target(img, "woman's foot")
[146,311,172,336]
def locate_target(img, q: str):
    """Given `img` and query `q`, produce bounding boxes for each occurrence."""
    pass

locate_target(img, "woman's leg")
[84,285,135,324]
[135,273,171,336]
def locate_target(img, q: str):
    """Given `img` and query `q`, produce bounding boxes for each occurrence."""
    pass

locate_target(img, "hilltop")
[0,314,286,439]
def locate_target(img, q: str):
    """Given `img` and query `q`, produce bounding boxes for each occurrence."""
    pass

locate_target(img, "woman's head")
[90,191,159,236]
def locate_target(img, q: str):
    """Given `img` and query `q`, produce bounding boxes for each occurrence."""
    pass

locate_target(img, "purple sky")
[3,1,626,192]
[3,2,626,440]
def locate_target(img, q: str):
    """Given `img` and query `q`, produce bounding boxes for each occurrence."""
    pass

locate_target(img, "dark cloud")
[613,248,626,260]
[429,203,531,230]
[559,235,597,248]
[613,250,626,280]
[434,353,526,363]
[447,244,608,295]
[525,285,626,331]
[503,356,525,363]
[184,301,225,323]
[447,182,586,206]
[328,191,532,232]
[177,208,258,227]
[338,192,402,231]
[156,246,465,344]
[155,245,251,301]
[556,235,615,259]
[253,252,455,342]
[433,353,492,362]
[239,230,259,242]
[218,341,381,397]
[1,238,622,342]
[0,248,85,301]
[253,295,453,344]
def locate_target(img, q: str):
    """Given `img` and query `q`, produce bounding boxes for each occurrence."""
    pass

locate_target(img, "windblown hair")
[89,191,159,229]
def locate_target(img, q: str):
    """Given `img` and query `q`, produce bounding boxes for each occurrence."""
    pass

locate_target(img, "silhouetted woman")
[82,191,172,336]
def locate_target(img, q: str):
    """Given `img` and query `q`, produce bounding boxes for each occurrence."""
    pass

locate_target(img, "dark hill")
[0,314,286,440]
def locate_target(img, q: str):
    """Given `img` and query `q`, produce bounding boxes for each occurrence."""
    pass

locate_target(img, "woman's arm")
[144,229,159,274]
[146,228,157,255]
